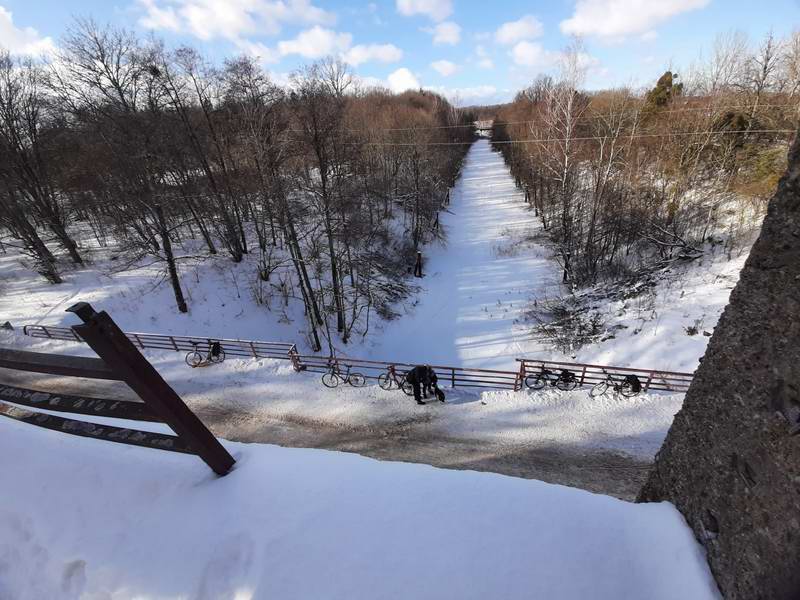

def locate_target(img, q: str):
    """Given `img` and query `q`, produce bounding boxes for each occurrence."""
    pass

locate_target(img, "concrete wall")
[639,132,800,600]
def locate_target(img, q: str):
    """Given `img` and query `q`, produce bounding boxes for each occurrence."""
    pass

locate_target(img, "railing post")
[451,367,456,389]
[579,365,587,386]
[66,302,235,476]
[43,325,53,339]
[170,336,179,352]
[644,372,653,392]
[250,341,258,359]
[133,333,144,349]
[515,361,526,391]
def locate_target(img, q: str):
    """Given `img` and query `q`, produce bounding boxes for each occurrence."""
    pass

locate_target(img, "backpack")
[624,374,642,393]
[210,341,222,358]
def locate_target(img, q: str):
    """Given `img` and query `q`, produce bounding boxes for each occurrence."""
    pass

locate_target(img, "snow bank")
[0,418,719,600]
[0,328,682,461]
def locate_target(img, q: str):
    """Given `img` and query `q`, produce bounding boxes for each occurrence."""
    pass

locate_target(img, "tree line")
[493,32,799,286]
[0,20,474,352]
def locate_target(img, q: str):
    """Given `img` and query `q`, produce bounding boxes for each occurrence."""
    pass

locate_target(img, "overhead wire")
[350,129,796,147]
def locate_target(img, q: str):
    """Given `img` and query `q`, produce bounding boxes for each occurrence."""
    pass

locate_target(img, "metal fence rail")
[9,303,237,476]
[294,354,521,389]
[23,324,296,361]
[22,324,694,393]
[516,359,692,392]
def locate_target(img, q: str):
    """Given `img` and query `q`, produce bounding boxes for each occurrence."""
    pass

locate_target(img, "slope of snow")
[561,249,751,373]
[1,328,682,460]
[0,137,749,378]
[0,416,720,600]
[365,138,562,370]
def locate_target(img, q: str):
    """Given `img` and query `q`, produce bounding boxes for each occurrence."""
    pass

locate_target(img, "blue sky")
[1,0,799,104]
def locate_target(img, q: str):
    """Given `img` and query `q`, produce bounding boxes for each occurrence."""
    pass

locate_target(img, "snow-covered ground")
[0,138,750,377]
[0,137,757,468]
[0,416,720,600]
[1,328,682,461]
[364,138,562,370]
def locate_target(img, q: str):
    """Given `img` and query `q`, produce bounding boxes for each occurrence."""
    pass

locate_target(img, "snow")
[2,328,682,461]
[0,416,720,600]
[365,138,562,370]
[562,248,751,373]
[0,137,753,464]
[0,138,749,379]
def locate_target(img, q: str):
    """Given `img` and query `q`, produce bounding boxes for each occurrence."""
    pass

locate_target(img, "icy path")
[369,138,561,370]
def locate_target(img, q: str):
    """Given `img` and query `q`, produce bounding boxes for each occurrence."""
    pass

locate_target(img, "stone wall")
[639,132,800,600]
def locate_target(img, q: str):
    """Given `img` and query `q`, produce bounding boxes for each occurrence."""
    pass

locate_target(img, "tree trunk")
[154,205,188,313]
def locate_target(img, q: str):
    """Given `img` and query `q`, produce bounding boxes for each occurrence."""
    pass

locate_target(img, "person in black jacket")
[405,365,444,405]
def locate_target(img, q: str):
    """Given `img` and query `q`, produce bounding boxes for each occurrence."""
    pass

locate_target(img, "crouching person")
[406,365,445,405]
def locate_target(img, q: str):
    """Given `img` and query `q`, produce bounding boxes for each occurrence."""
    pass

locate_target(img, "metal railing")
[515,359,693,392]
[6,304,236,475]
[294,354,521,389]
[23,324,297,361]
[22,324,694,393]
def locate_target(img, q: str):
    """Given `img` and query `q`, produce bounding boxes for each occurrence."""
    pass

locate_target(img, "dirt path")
[0,368,652,500]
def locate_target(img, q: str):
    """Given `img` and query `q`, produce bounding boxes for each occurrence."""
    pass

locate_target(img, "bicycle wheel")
[589,381,608,398]
[185,351,203,368]
[525,374,546,390]
[618,382,638,397]
[401,380,415,396]
[378,373,394,390]
[321,372,340,388]
[348,372,367,387]
[556,377,578,391]
[210,348,226,364]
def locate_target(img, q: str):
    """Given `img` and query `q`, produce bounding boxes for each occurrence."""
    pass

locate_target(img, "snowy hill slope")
[0,416,720,600]
[0,138,752,377]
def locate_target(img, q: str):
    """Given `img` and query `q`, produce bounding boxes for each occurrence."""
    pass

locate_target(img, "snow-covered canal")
[370,138,561,370]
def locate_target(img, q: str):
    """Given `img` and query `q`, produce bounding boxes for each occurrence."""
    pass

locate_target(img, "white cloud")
[560,0,710,39]
[278,26,351,59]
[427,21,461,45]
[495,15,543,45]
[136,0,335,41]
[510,41,601,76]
[0,6,55,55]
[387,67,420,92]
[138,0,181,31]
[430,85,506,105]
[344,43,403,66]
[234,39,280,64]
[475,44,493,69]
[396,0,452,22]
[431,59,458,76]
[510,41,552,68]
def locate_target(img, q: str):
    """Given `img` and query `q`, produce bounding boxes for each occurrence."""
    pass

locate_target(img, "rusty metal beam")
[0,348,121,380]
[67,302,235,476]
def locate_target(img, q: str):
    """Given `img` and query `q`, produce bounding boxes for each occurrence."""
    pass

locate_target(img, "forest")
[0,21,474,352]
[493,33,799,286]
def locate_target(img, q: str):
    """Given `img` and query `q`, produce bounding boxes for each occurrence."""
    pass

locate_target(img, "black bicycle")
[321,362,367,388]
[590,370,641,398]
[524,366,579,391]
[378,365,415,396]
[185,340,225,368]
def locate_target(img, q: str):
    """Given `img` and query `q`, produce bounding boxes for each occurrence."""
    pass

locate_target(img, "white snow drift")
[0,417,720,599]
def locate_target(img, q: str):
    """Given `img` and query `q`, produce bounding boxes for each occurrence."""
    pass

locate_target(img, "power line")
[355,129,795,147]
[289,103,799,135]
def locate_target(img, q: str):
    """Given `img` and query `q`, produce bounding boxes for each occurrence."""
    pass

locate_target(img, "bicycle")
[524,366,579,391]
[185,340,225,368]
[590,370,641,398]
[378,365,415,396]
[321,362,367,388]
